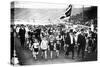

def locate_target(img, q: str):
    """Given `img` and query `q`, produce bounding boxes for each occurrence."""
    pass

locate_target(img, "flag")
[65,4,72,17]
[60,16,66,19]
[60,4,72,19]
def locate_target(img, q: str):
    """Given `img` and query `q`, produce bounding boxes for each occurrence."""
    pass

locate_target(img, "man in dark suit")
[92,29,97,52]
[65,29,75,59]
[77,29,86,60]
[34,28,41,42]
[19,25,26,47]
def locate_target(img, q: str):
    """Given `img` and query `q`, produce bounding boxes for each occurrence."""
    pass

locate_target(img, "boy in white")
[31,39,39,60]
[40,37,48,60]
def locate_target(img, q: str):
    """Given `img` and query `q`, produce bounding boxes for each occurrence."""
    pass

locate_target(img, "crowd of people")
[11,23,97,62]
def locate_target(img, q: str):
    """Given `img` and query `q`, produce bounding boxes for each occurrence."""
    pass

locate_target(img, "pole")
[69,5,72,23]
[82,5,84,25]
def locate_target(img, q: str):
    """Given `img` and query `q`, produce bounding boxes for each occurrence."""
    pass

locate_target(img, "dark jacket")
[19,28,26,38]
[65,33,75,45]
[77,34,86,47]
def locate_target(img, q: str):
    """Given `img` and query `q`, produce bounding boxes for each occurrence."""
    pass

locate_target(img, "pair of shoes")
[56,55,59,58]
[72,57,75,59]
[77,55,79,58]
[45,59,48,61]
[41,55,43,59]
[50,57,53,60]
[34,58,38,61]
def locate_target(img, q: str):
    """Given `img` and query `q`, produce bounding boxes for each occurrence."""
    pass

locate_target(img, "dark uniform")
[65,32,75,59]
[77,33,86,59]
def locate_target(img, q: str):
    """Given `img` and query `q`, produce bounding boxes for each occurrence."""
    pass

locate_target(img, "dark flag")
[60,16,66,19]
[65,4,72,17]
[60,4,72,19]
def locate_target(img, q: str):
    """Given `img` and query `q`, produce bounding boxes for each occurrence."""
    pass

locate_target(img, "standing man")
[77,29,86,60]
[92,29,97,52]
[65,29,75,59]
[19,25,26,48]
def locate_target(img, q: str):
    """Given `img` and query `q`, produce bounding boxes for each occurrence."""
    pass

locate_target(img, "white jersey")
[25,32,29,38]
[25,27,29,38]
[16,27,20,33]
[41,40,48,49]
[33,43,39,48]
[74,35,78,43]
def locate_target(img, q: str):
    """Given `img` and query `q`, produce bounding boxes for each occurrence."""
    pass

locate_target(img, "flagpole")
[82,5,84,25]
[69,4,72,23]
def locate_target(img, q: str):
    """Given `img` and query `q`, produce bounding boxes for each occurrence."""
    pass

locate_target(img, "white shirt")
[74,35,78,43]
[41,40,48,49]
[16,27,20,33]
[33,43,39,48]
[69,34,73,44]
[91,24,94,31]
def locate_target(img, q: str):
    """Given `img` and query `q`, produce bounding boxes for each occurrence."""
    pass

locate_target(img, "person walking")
[65,29,75,59]
[77,29,86,60]
[19,25,26,48]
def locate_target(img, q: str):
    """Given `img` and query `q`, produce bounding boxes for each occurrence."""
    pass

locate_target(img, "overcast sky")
[12,1,91,22]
